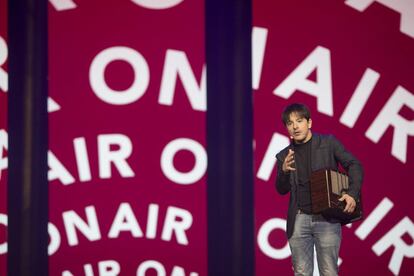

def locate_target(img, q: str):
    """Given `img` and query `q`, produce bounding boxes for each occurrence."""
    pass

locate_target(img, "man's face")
[286,112,312,143]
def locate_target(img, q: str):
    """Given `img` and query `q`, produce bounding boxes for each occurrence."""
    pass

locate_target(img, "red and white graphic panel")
[253,1,414,275]
[48,1,206,275]
[0,0,7,274]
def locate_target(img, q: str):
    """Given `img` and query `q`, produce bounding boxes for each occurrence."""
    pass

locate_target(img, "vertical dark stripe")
[8,0,48,275]
[206,1,254,275]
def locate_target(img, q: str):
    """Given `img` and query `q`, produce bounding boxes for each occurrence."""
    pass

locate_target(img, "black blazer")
[275,133,363,239]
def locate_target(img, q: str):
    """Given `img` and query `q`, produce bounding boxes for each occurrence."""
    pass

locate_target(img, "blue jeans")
[288,213,341,276]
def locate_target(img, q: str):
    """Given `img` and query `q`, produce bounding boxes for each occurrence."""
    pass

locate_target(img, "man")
[275,103,363,276]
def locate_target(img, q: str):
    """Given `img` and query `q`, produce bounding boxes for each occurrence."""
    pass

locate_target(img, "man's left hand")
[338,194,356,213]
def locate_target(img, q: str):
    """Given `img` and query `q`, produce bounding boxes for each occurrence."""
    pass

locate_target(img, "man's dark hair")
[282,103,311,125]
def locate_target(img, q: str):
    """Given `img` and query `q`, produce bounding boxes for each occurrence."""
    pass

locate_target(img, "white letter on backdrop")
[48,151,75,185]
[257,133,290,181]
[108,203,143,238]
[131,0,183,10]
[63,206,101,246]
[345,0,414,38]
[98,134,135,179]
[366,86,414,163]
[90,46,150,105]
[273,46,333,116]
[161,138,207,185]
[373,217,414,275]
[252,27,268,90]
[159,50,206,111]
[136,260,166,276]
[0,36,8,92]
[161,206,192,245]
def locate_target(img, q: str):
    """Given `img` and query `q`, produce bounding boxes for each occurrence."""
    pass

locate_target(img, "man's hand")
[282,149,296,173]
[339,194,356,213]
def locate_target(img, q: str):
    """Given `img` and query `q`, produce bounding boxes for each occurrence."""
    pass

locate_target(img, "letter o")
[0,36,8,92]
[257,218,290,259]
[0,36,7,65]
[131,0,184,10]
[89,46,150,105]
[48,222,61,256]
[136,260,166,276]
[0,214,7,254]
[161,138,207,185]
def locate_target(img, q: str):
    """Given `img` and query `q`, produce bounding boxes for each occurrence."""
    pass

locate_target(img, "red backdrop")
[254,1,414,275]
[0,0,414,275]
[47,1,206,275]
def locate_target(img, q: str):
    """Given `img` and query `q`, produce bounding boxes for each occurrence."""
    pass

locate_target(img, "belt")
[297,209,326,221]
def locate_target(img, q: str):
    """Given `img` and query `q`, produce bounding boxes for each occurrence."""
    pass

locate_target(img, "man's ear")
[308,118,312,129]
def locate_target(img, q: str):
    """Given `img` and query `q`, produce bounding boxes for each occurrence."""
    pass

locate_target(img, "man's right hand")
[282,149,296,173]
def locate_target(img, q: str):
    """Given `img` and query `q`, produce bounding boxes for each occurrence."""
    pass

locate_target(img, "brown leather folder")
[310,169,362,224]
